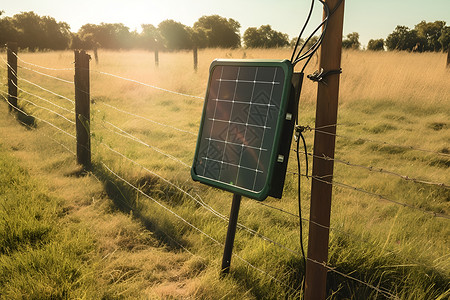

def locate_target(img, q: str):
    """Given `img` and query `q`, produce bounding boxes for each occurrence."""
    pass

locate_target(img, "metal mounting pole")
[221,193,242,274]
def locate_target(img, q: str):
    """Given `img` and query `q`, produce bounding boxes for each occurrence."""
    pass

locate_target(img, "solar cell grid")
[192,59,293,200]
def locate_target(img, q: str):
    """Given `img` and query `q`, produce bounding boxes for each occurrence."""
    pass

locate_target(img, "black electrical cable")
[292,0,344,70]
[290,0,315,63]
[295,126,309,296]
[295,0,330,66]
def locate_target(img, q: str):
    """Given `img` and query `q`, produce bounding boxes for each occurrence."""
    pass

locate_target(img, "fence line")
[0,91,76,139]
[11,94,75,125]
[98,102,197,136]
[11,80,74,114]
[290,148,449,189]
[3,57,75,113]
[308,127,450,158]
[10,50,74,71]
[20,76,75,105]
[310,175,450,220]
[19,65,74,84]
[100,119,191,168]
[92,69,204,100]
[306,152,449,188]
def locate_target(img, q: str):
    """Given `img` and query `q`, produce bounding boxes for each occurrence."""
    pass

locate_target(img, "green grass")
[0,49,449,299]
[0,143,100,298]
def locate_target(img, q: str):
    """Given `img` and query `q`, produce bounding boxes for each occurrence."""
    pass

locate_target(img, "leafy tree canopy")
[243,25,289,48]
[367,38,384,51]
[342,32,361,50]
[194,15,241,48]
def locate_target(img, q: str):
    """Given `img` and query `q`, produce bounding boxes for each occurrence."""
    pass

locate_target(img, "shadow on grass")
[90,161,192,251]
[2,96,36,128]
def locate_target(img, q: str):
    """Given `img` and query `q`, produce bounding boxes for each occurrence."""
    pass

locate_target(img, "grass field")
[0,48,449,299]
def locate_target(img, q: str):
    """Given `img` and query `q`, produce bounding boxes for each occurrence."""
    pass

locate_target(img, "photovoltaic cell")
[192,59,293,200]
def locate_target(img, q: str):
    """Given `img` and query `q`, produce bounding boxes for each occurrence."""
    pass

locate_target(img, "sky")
[2,0,450,47]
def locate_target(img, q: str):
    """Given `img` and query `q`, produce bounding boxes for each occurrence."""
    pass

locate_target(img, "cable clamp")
[294,125,310,142]
[307,68,342,85]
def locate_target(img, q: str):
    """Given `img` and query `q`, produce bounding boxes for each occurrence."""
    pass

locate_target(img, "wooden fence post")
[193,47,198,71]
[74,50,91,169]
[155,49,159,67]
[93,47,99,64]
[447,47,450,68]
[7,42,18,111]
[304,1,345,299]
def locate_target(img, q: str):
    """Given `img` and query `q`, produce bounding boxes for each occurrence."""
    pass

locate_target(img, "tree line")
[0,11,449,52]
[344,21,449,52]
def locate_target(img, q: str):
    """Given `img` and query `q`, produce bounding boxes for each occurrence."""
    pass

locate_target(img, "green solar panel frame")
[191,59,293,201]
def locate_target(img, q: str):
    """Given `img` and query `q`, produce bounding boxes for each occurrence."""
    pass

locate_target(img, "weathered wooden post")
[304,0,345,299]
[74,50,91,169]
[7,42,18,111]
[193,47,198,71]
[447,47,450,68]
[155,48,159,67]
[93,47,99,64]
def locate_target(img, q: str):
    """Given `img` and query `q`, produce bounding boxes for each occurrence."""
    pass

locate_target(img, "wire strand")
[20,76,75,105]
[98,102,196,136]
[101,119,191,168]
[10,51,74,71]
[19,65,74,84]
[92,69,204,100]
[311,175,450,220]
[0,91,76,139]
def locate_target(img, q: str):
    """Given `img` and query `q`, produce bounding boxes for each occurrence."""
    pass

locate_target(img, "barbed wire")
[0,91,76,139]
[20,76,75,105]
[309,175,450,220]
[290,149,449,189]
[11,80,74,114]
[306,257,400,300]
[304,126,450,158]
[100,119,191,168]
[14,94,75,125]
[18,65,74,84]
[98,102,197,136]
[10,51,74,71]
[91,69,204,100]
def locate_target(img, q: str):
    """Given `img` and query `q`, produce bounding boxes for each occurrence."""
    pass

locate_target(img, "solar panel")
[191,59,296,201]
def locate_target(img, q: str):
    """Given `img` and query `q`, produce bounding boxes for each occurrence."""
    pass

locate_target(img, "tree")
[158,20,192,50]
[438,26,450,52]
[188,27,208,49]
[11,11,71,51]
[342,32,360,49]
[77,23,133,49]
[243,25,289,48]
[0,15,18,45]
[415,21,446,51]
[139,24,161,50]
[367,38,384,51]
[194,15,241,48]
[385,26,419,51]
